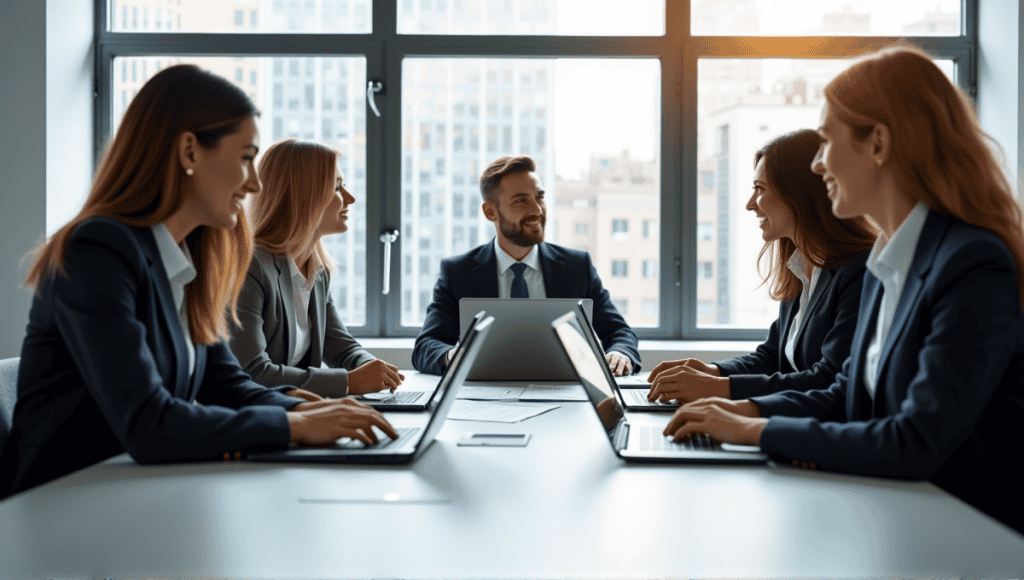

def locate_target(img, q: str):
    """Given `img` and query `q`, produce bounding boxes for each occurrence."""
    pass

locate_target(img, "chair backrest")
[0,357,19,452]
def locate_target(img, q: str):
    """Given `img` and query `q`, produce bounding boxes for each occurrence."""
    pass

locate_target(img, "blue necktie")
[510,262,529,299]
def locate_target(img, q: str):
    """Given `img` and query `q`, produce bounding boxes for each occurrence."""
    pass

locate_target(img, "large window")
[96,1,975,340]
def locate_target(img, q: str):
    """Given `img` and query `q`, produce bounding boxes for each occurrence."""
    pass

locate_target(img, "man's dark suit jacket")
[751,210,1024,534]
[412,240,640,375]
[0,218,302,499]
[715,252,869,399]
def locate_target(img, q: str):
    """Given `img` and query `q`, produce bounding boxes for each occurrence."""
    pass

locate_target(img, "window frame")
[94,1,977,340]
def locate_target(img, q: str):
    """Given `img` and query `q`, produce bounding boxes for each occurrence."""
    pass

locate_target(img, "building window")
[642,220,654,240]
[612,219,628,241]
[234,10,244,26]
[642,260,657,279]
[611,260,628,278]
[641,299,658,317]
[612,299,628,315]
[574,223,588,235]
[700,261,713,280]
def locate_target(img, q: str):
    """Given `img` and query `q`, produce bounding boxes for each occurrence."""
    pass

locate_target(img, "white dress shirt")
[287,255,322,367]
[863,201,930,399]
[783,250,822,371]
[493,238,547,299]
[150,223,197,378]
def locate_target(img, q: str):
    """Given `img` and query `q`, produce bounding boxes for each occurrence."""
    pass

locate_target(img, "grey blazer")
[228,247,376,397]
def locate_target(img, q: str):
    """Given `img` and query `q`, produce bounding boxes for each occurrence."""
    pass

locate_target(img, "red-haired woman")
[663,45,1024,534]
[228,139,403,397]
[646,130,876,404]
[0,65,396,499]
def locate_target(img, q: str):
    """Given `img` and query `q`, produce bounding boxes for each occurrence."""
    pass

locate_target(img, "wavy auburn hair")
[250,139,339,272]
[755,130,877,301]
[824,44,1024,306]
[25,64,258,344]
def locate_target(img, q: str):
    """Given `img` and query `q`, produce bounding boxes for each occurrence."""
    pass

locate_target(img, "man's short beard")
[498,211,545,247]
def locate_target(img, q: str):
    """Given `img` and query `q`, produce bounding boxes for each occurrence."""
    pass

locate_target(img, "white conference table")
[2,372,1023,579]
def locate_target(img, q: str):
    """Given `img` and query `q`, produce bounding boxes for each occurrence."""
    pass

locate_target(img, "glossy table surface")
[2,373,1023,579]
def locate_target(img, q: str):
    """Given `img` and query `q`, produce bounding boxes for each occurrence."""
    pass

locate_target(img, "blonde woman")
[229,139,404,397]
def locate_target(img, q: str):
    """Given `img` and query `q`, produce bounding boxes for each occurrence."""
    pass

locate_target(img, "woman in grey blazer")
[228,139,404,398]
[647,130,877,404]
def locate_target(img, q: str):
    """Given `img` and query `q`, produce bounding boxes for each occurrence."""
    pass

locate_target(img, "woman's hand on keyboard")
[663,397,766,446]
[647,358,720,383]
[647,364,729,404]
[348,359,406,395]
[286,398,399,445]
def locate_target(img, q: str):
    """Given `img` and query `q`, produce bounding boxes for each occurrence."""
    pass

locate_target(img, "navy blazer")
[752,210,1024,534]
[0,218,302,499]
[715,252,869,399]
[412,240,640,375]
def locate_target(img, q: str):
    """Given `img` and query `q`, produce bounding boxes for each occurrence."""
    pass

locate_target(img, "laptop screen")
[551,313,628,450]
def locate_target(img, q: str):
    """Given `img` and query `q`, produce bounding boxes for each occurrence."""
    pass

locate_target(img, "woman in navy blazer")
[647,130,876,403]
[0,65,396,499]
[228,139,404,397]
[664,46,1024,534]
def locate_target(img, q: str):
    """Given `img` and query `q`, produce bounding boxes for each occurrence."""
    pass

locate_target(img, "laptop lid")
[412,315,494,456]
[248,316,493,464]
[458,298,593,381]
[550,312,631,451]
[551,312,768,464]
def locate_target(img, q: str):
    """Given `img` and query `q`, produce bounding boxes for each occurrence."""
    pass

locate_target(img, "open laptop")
[248,316,494,464]
[572,301,678,411]
[355,311,489,411]
[551,312,767,464]
[458,298,592,381]
[570,301,677,412]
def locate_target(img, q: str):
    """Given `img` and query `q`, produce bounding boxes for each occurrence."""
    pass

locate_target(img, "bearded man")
[412,155,640,376]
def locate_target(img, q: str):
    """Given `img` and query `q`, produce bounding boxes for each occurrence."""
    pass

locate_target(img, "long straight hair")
[755,130,877,301]
[250,139,339,272]
[824,44,1024,307]
[25,64,258,344]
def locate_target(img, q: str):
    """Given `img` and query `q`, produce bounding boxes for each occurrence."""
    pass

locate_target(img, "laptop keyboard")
[624,389,677,407]
[337,426,420,449]
[638,426,715,452]
[368,391,427,405]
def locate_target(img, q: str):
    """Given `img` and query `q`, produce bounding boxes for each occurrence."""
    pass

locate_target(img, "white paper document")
[518,384,589,401]
[447,400,560,423]
[456,386,526,400]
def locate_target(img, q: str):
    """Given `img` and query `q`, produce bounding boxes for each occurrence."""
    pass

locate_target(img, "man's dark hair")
[479,155,536,203]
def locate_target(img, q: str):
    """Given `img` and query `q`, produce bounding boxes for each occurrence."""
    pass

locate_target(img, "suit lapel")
[274,253,296,363]
[776,300,798,371]
[850,273,883,420]
[871,210,946,415]
[538,243,566,298]
[187,345,207,401]
[787,267,834,365]
[471,241,500,297]
[139,228,190,396]
[308,270,328,367]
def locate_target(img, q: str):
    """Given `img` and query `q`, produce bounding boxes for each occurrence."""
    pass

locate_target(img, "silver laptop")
[551,312,768,464]
[458,298,592,381]
[355,311,489,411]
[248,316,494,464]
[570,301,675,412]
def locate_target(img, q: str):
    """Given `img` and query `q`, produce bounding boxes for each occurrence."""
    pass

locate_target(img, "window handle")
[380,227,399,294]
[366,80,383,117]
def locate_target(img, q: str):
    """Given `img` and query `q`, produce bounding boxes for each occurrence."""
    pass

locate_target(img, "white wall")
[978,0,1024,197]
[0,0,93,359]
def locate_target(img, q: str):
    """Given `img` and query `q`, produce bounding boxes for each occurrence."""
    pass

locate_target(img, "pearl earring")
[185,168,194,176]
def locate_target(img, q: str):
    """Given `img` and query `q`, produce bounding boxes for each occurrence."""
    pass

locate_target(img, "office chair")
[0,357,18,452]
